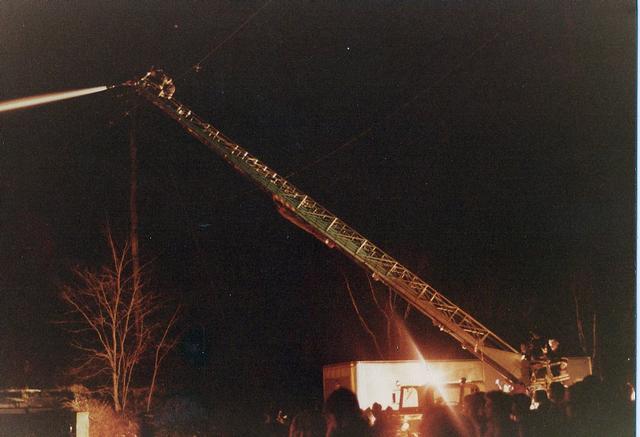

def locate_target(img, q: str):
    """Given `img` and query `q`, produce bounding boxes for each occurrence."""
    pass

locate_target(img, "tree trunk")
[113,370,121,412]
[146,308,179,412]
[146,356,160,413]
[572,287,588,355]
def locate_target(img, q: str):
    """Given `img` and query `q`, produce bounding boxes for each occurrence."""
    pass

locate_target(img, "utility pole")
[129,111,141,294]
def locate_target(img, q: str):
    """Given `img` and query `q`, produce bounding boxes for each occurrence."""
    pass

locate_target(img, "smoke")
[0,86,109,113]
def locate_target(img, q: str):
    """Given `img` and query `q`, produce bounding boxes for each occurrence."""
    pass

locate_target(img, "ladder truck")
[127,69,541,390]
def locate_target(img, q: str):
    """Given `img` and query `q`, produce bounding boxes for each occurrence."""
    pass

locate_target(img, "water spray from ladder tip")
[0,85,118,113]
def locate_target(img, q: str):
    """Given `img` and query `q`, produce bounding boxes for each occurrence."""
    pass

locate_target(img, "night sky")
[0,0,635,408]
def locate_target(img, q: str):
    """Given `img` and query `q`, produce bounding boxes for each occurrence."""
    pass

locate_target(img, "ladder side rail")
[136,84,522,383]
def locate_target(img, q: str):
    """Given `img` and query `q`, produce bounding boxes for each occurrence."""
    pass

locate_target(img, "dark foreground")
[0,375,634,436]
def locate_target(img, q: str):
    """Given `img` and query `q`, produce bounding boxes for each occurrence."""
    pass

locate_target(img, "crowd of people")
[260,375,634,437]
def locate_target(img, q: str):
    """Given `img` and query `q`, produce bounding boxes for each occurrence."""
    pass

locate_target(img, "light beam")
[0,86,109,113]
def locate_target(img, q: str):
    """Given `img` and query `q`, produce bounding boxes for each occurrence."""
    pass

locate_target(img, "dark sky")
[0,0,635,405]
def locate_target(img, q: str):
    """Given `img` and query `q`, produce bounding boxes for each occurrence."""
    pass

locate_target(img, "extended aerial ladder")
[129,70,524,386]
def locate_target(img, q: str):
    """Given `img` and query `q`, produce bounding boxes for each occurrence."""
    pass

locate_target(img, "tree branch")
[341,271,383,359]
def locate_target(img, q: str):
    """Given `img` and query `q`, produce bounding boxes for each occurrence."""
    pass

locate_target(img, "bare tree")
[569,270,599,375]
[146,306,180,413]
[60,230,179,413]
[341,270,384,359]
[341,269,412,359]
[572,288,597,361]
